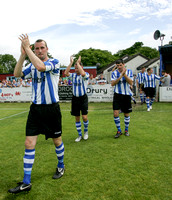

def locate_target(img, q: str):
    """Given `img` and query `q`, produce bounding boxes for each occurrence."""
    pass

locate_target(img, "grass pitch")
[0,102,171,200]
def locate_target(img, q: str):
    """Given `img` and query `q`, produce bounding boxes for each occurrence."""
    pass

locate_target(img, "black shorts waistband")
[31,102,59,107]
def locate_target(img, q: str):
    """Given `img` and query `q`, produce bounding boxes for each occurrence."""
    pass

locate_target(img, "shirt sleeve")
[128,69,133,81]
[155,75,160,80]
[44,59,60,72]
[22,63,32,79]
[111,71,117,81]
[83,72,89,80]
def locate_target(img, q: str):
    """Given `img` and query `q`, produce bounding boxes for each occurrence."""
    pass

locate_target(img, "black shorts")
[113,93,132,113]
[71,94,88,116]
[139,84,145,91]
[144,87,156,98]
[26,103,62,140]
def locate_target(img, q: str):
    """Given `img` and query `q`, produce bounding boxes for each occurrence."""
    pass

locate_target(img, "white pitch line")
[0,111,28,121]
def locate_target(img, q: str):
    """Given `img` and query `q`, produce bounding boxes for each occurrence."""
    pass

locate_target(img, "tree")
[74,48,115,70]
[113,42,159,60]
[0,54,17,73]
[138,46,159,59]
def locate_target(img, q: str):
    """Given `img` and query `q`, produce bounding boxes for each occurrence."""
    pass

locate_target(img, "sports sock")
[140,93,143,103]
[55,142,64,169]
[114,117,121,132]
[23,149,35,184]
[124,116,130,132]
[146,98,150,109]
[83,120,89,133]
[75,121,82,136]
[150,98,154,106]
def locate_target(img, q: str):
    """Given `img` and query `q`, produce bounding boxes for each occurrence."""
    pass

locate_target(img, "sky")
[1,0,172,66]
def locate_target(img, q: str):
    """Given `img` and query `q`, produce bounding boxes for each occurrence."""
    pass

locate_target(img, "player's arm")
[111,74,123,86]
[19,34,46,72]
[111,67,126,86]
[76,56,86,77]
[136,79,139,88]
[64,55,74,77]
[14,43,26,77]
[123,68,133,85]
[124,74,133,85]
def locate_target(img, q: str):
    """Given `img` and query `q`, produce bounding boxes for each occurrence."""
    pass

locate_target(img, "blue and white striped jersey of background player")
[67,56,89,97]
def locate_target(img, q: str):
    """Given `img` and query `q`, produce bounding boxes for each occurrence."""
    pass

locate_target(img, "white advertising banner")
[159,87,172,102]
[87,84,114,102]
[0,85,114,102]
[0,87,32,102]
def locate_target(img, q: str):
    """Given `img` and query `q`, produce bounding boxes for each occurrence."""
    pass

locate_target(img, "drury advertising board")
[0,85,114,102]
[159,87,172,102]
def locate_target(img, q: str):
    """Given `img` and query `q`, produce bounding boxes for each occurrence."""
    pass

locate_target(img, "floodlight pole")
[160,36,165,46]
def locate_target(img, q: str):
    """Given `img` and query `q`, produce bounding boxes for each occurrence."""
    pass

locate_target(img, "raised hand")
[19,34,30,50]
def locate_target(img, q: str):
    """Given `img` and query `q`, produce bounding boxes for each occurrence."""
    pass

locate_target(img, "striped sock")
[146,98,150,109]
[83,120,89,133]
[23,149,35,184]
[124,116,130,132]
[140,94,143,103]
[55,142,64,169]
[150,98,154,106]
[114,117,121,132]
[76,121,82,136]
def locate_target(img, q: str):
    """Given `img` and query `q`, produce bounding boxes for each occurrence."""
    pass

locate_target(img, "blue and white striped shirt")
[111,69,133,96]
[22,58,60,104]
[137,72,147,84]
[143,73,160,88]
[69,72,89,97]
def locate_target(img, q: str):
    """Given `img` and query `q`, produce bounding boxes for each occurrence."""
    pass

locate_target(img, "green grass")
[0,102,172,200]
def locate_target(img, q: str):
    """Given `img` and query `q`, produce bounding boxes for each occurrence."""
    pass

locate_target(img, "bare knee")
[113,110,119,117]
[75,116,80,122]
[53,136,62,147]
[25,136,37,149]
[82,115,88,122]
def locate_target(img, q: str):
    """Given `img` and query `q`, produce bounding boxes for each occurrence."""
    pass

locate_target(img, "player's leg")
[114,109,122,138]
[124,113,130,136]
[71,96,82,142]
[52,136,65,179]
[81,95,89,140]
[113,94,122,138]
[122,95,132,136]
[75,116,82,142]
[23,136,37,184]
[149,88,155,109]
[8,136,37,194]
[82,115,89,140]
[139,88,144,104]
[146,96,150,111]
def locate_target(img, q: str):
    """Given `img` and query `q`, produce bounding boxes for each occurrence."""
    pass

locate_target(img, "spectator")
[0,80,2,88]
[63,79,68,86]
[97,74,107,85]
[18,78,25,87]
[1,79,7,88]
[160,70,171,86]
[25,79,32,87]
[12,79,18,87]
[68,78,72,85]
[88,74,96,85]
[6,80,13,88]
[58,77,64,86]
